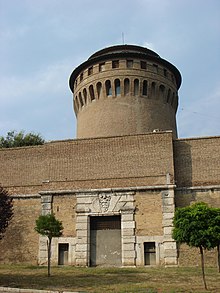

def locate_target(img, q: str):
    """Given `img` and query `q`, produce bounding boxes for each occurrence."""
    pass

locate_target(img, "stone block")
[162,197,174,206]
[123,243,135,251]
[123,250,136,258]
[163,212,174,220]
[164,249,177,257]
[75,251,87,259]
[41,195,52,203]
[162,205,175,213]
[75,244,88,252]
[122,228,135,236]
[76,215,88,223]
[75,258,87,266]
[76,237,88,244]
[164,256,177,266]
[122,221,135,229]
[122,258,136,266]
[77,230,88,237]
[121,213,134,222]
[162,218,174,227]
[76,222,88,230]
[122,236,136,243]
[163,241,177,250]
[163,226,173,235]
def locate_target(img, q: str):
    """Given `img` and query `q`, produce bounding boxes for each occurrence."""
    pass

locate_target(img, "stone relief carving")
[98,193,111,212]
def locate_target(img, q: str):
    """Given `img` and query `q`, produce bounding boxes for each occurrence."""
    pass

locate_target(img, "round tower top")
[69,44,181,92]
[88,44,160,59]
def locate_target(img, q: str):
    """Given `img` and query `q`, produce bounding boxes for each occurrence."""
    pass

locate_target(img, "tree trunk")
[217,243,220,273]
[199,246,207,290]
[47,237,52,277]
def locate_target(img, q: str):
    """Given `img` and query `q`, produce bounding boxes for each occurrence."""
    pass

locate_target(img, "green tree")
[172,202,215,290]
[208,207,220,272]
[0,186,13,240]
[35,214,63,277]
[0,130,45,148]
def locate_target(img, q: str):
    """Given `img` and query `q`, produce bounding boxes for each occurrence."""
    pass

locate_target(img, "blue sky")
[0,0,220,141]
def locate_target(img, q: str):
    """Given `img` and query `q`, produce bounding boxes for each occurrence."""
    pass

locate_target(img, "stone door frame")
[75,190,136,267]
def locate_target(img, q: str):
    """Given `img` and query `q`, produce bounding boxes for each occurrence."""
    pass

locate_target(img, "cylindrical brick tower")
[69,45,181,138]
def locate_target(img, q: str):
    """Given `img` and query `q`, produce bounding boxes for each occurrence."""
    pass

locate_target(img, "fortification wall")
[0,196,41,264]
[173,136,220,187]
[0,132,174,194]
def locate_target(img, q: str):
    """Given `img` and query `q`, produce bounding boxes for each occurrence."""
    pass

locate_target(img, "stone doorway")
[90,215,122,267]
[58,243,69,265]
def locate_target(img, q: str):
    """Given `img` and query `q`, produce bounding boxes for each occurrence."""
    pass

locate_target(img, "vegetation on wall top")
[0,131,45,148]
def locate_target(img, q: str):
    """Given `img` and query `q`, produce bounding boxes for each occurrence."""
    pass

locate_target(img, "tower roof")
[69,44,182,92]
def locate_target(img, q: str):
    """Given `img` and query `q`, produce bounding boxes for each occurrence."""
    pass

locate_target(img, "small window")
[144,242,156,265]
[105,80,112,96]
[134,79,139,96]
[124,78,130,95]
[99,63,105,72]
[141,61,147,69]
[171,92,175,106]
[75,96,79,112]
[89,85,95,101]
[126,60,133,68]
[151,82,156,99]
[83,88,87,104]
[167,89,171,103]
[142,80,148,96]
[115,79,120,96]
[80,72,83,81]
[79,92,83,107]
[153,64,158,73]
[112,60,119,68]
[88,66,93,76]
[75,96,79,109]
[159,84,165,101]
[164,69,167,77]
[96,82,102,98]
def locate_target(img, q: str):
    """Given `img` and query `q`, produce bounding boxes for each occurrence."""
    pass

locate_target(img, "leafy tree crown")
[172,202,215,250]
[35,214,63,239]
[0,131,45,148]
[0,186,13,239]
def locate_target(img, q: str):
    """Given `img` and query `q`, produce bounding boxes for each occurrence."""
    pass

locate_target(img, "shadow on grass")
[0,266,219,293]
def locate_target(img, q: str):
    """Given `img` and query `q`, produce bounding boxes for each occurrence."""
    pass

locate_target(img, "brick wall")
[0,197,41,264]
[135,191,163,236]
[174,136,220,187]
[52,195,77,237]
[0,132,174,193]
[175,189,220,208]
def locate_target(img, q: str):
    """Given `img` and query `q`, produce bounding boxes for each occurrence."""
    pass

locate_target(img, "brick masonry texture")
[174,136,220,187]
[135,191,163,236]
[0,132,220,266]
[52,195,77,237]
[0,198,41,264]
[0,132,174,193]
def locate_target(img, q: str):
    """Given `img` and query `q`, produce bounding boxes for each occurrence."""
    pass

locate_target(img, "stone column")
[75,193,92,266]
[121,207,136,266]
[38,195,53,265]
[41,195,52,215]
[161,188,177,266]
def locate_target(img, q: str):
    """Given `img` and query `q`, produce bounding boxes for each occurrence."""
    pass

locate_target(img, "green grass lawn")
[0,265,220,293]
